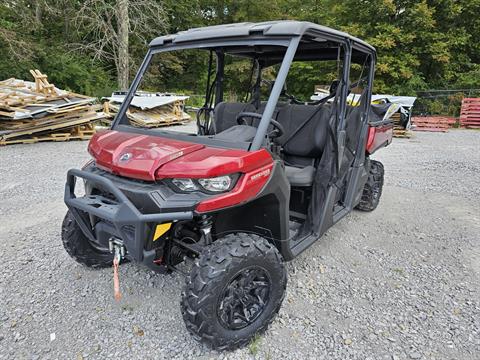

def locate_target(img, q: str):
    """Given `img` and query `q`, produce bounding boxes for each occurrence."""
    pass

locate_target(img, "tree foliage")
[1,0,479,98]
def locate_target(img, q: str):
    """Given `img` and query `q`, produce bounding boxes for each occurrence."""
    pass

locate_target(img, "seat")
[211,102,255,133]
[213,101,295,142]
[275,104,332,186]
[284,165,315,186]
[213,124,257,142]
[212,101,331,187]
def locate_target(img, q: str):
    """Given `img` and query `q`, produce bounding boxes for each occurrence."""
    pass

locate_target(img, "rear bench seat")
[212,102,332,186]
[275,104,331,186]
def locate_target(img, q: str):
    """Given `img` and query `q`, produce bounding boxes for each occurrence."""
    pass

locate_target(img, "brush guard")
[64,168,193,266]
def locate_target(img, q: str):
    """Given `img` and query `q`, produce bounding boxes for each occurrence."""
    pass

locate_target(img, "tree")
[117,0,129,90]
[72,0,167,89]
[2,0,480,102]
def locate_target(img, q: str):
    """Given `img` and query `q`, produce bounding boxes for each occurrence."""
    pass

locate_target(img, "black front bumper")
[64,168,194,264]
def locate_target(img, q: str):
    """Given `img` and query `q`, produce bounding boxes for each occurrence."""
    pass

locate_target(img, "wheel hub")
[217,266,271,330]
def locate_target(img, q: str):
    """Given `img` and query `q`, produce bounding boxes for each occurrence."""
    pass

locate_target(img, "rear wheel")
[356,159,384,211]
[181,233,287,350]
[61,210,113,268]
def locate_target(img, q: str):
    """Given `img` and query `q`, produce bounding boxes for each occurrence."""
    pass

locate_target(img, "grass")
[248,334,262,356]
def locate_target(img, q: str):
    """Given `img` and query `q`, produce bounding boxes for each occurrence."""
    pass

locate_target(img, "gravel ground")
[0,129,479,360]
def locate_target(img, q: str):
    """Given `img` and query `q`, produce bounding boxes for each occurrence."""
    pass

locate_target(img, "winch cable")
[112,245,123,301]
[113,256,121,301]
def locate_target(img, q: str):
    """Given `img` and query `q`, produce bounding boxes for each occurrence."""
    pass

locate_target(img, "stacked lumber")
[460,98,480,128]
[411,116,456,132]
[391,112,412,138]
[104,91,191,128]
[0,70,109,145]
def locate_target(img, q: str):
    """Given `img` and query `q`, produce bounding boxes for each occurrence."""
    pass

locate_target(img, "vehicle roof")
[149,21,375,53]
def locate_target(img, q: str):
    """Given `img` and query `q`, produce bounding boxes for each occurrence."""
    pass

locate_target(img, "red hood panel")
[155,147,273,178]
[88,130,273,181]
[88,130,204,180]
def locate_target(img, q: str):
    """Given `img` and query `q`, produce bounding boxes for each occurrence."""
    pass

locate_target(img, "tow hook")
[109,238,125,301]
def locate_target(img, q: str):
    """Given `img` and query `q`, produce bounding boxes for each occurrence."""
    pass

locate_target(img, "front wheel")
[61,210,114,268]
[181,233,287,350]
[356,159,384,211]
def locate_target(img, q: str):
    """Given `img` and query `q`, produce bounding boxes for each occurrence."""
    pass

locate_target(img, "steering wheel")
[236,112,285,138]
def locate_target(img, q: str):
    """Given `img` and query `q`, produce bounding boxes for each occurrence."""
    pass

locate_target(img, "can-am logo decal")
[119,153,132,162]
[169,150,184,161]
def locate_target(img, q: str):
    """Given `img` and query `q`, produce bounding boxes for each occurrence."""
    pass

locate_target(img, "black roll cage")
[111,26,376,154]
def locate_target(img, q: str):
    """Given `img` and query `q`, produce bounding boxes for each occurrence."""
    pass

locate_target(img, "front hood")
[88,130,204,180]
[88,130,273,181]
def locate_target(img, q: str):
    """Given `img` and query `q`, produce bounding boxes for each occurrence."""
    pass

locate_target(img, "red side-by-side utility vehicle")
[62,21,394,350]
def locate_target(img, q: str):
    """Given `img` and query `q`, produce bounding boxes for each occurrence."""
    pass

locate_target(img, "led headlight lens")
[171,178,198,191]
[198,175,232,192]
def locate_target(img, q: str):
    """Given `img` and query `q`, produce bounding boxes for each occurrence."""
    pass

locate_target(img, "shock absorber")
[198,215,213,245]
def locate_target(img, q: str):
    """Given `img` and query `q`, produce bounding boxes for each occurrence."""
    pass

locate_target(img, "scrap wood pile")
[460,98,480,128]
[391,112,413,138]
[368,95,417,139]
[0,70,109,145]
[103,91,191,128]
[411,116,456,132]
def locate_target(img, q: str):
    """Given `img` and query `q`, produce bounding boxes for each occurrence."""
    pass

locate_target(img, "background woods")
[2,0,480,101]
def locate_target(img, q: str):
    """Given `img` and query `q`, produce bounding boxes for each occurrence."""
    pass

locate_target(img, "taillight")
[365,126,376,152]
[365,125,393,154]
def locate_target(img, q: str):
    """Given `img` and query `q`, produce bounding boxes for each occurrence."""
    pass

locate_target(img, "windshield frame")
[111,38,295,150]
[110,34,360,151]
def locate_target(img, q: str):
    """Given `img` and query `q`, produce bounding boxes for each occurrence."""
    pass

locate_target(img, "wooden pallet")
[393,128,412,138]
[0,124,96,145]
[411,116,456,132]
[460,98,480,128]
[390,113,413,138]
[0,71,105,146]
[0,111,108,141]
[29,69,56,97]
[0,72,94,118]
[106,102,191,128]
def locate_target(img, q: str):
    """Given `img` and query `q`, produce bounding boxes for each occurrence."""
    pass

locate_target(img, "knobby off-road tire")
[181,233,287,350]
[356,159,384,211]
[61,210,113,268]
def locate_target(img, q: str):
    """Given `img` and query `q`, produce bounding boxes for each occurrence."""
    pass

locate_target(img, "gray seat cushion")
[284,165,315,186]
[213,125,257,142]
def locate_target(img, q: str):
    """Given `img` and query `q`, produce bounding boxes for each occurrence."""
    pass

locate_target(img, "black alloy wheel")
[217,266,272,330]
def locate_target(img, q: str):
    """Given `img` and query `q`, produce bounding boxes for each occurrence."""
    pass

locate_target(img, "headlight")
[198,175,232,192]
[172,178,198,191]
[170,175,237,193]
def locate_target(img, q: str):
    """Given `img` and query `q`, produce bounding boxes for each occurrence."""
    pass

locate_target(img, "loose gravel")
[0,129,479,360]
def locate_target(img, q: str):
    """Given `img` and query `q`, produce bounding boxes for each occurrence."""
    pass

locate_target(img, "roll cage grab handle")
[111,36,359,153]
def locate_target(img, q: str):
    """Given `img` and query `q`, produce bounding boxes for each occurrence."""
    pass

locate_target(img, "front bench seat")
[213,124,257,142]
[211,102,256,133]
